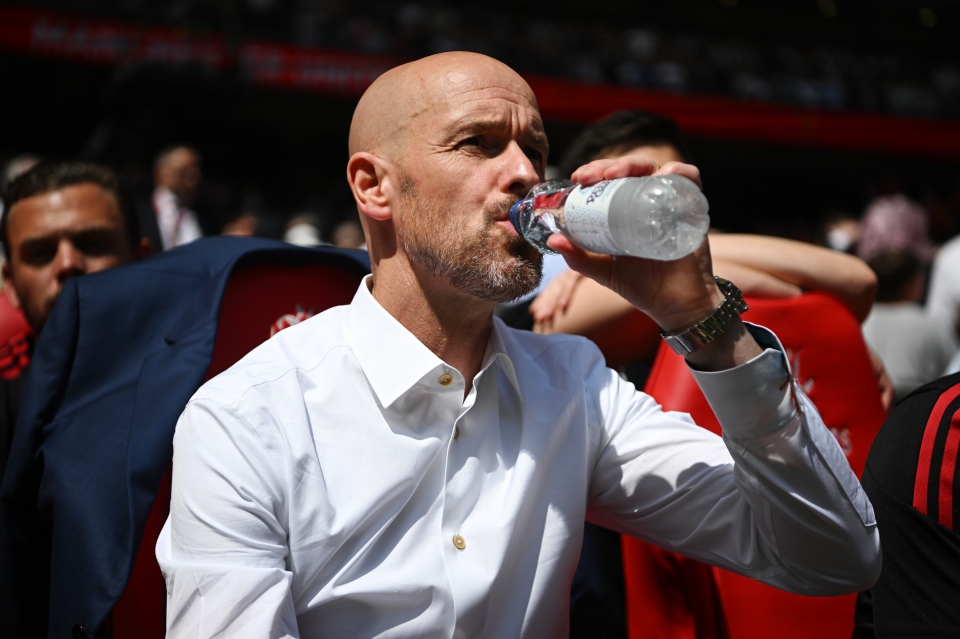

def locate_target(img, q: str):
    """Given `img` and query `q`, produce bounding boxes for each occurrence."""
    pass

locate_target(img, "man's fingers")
[572,156,659,186]
[570,159,617,186]
[555,270,583,311]
[572,156,702,192]
[601,156,659,181]
[866,345,895,412]
[655,161,703,189]
[546,235,613,282]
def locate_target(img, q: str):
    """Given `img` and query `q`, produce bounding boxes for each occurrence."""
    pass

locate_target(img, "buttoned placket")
[436,354,515,637]
[438,364,477,556]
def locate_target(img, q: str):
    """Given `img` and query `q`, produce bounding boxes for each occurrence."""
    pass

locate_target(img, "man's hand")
[866,345,895,412]
[553,156,716,333]
[548,155,762,370]
[529,269,584,327]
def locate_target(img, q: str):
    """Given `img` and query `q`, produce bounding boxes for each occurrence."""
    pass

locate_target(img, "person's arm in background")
[532,235,877,365]
[531,234,893,408]
[708,234,877,322]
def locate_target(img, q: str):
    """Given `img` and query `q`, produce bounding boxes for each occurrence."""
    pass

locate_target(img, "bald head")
[349,52,539,160]
[346,51,546,304]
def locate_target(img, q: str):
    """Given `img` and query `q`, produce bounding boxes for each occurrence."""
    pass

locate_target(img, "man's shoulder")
[866,372,960,505]
[931,234,960,278]
[192,305,353,407]
[937,234,960,259]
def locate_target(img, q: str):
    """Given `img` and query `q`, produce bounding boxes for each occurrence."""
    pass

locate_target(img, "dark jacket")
[854,372,960,638]
[0,237,369,638]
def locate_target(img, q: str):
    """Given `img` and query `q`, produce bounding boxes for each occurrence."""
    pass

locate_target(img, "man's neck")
[370,263,495,399]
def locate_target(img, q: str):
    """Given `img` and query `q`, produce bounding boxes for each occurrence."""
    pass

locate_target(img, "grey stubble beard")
[398,172,543,304]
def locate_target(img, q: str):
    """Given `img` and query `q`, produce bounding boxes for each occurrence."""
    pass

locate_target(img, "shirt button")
[438,373,453,386]
[454,426,460,440]
[452,534,466,550]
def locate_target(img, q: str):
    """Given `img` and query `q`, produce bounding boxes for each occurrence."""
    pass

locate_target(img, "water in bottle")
[509,175,710,260]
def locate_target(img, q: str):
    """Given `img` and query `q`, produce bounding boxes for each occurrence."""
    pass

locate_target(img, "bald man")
[157,52,880,638]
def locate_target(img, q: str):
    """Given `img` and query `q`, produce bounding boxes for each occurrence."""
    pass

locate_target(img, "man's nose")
[504,141,541,198]
[54,243,87,283]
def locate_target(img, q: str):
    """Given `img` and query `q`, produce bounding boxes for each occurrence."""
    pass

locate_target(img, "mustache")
[486,197,521,222]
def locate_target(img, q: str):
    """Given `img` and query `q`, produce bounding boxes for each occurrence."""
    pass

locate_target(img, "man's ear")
[2,262,21,310]
[347,152,394,222]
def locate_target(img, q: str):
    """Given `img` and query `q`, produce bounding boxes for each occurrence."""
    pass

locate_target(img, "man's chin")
[507,238,543,271]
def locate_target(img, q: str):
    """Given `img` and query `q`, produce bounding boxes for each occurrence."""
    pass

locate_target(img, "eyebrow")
[450,118,549,150]
[18,227,120,249]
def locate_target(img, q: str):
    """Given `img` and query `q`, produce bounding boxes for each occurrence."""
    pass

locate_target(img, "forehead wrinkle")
[351,52,542,159]
[446,85,539,112]
[443,94,545,133]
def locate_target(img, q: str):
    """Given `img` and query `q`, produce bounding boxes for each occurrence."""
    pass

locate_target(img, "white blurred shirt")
[152,186,203,250]
[157,276,879,638]
[928,234,960,331]
[863,302,956,400]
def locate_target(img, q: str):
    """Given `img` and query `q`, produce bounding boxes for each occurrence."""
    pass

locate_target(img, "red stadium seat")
[0,293,32,380]
[109,261,363,639]
[623,292,886,639]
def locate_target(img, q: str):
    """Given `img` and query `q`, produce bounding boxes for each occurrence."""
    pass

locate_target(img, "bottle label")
[562,180,626,254]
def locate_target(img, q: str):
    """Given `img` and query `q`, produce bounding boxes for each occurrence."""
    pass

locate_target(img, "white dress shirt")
[157,276,880,638]
[152,187,203,250]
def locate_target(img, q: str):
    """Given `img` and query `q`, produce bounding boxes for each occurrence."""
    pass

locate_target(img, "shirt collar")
[343,275,521,408]
[489,316,522,399]
[153,186,177,206]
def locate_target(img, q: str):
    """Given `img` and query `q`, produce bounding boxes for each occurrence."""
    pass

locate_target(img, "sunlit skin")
[156,148,202,206]
[608,143,684,169]
[2,184,149,333]
[347,52,761,392]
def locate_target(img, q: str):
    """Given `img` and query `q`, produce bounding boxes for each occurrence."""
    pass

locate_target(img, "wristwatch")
[660,277,749,356]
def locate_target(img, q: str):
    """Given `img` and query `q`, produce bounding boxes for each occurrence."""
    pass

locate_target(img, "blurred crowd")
[4,106,959,406]
[0,45,959,631]
[0,149,368,252]
[12,0,960,118]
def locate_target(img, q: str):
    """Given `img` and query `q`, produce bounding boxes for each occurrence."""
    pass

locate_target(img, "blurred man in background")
[140,144,204,251]
[856,194,954,400]
[0,154,41,221]
[0,161,150,477]
[928,229,960,338]
[862,250,954,401]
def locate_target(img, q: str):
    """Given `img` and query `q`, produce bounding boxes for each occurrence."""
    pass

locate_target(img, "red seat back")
[623,292,886,639]
[110,261,363,638]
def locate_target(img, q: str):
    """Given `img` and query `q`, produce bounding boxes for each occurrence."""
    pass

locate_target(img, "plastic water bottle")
[509,176,710,260]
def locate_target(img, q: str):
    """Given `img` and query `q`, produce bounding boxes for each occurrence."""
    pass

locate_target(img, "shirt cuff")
[687,323,799,440]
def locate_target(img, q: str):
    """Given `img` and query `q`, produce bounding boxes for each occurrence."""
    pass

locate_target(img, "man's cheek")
[42,290,60,316]
[88,256,125,275]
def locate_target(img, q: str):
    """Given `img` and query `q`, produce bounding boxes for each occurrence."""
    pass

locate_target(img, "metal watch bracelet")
[660,277,749,356]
